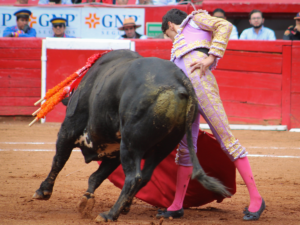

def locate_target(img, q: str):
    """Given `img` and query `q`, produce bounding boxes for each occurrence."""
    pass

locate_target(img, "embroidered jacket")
[171,10,233,70]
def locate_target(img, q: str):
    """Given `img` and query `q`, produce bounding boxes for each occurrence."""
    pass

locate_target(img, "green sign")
[146,22,163,38]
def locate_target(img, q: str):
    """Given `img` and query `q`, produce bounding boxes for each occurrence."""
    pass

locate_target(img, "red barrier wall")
[0,38,299,129]
[0,38,40,116]
[291,41,300,128]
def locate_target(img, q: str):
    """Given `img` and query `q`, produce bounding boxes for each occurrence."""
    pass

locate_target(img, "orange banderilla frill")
[29,51,110,127]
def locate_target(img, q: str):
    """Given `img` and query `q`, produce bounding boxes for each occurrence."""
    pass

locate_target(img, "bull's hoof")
[95,212,115,222]
[32,189,52,200]
[95,215,106,223]
[77,193,95,218]
[78,196,88,213]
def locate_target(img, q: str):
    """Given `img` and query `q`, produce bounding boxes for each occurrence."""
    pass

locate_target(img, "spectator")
[15,0,29,4]
[116,0,128,4]
[212,8,238,40]
[240,10,276,40]
[50,18,75,38]
[3,9,36,37]
[38,0,72,4]
[116,17,147,39]
[283,12,300,41]
[136,0,175,5]
[137,0,153,4]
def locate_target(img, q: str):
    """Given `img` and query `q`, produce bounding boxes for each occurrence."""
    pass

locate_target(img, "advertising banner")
[81,7,145,39]
[0,6,145,39]
[0,7,80,37]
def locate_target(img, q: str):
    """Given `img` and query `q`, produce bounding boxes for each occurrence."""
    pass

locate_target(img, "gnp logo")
[1,12,76,27]
[84,13,140,29]
[85,13,100,29]
[29,14,37,28]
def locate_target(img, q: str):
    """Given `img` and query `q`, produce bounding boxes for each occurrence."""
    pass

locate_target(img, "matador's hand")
[190,54,216,78]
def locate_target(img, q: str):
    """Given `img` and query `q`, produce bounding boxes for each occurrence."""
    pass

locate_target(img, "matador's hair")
[161,9,187,33]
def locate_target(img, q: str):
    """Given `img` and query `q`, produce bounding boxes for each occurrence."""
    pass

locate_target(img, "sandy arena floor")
[0,118,300,225]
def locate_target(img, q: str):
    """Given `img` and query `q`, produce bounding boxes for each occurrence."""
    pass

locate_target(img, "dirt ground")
[0,118,300,225]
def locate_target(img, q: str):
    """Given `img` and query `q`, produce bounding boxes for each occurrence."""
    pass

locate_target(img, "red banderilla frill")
[29,51,110,127]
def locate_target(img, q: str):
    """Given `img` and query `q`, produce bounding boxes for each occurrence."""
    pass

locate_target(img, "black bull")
[33,50,230,222]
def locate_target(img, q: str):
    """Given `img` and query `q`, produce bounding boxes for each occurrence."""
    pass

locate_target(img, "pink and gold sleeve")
[192,13,233,58]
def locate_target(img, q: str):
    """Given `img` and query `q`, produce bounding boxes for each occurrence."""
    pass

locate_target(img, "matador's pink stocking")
[167,165,193,211]
[234,156,262,212]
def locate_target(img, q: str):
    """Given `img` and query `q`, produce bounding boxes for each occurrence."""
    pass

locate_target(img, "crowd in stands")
[3,9,74,37]
[3,6,300,41]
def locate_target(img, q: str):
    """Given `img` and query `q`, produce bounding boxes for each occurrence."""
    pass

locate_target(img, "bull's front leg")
[95,141,144,222]
[32,137,73,200]
[78,157,120,218]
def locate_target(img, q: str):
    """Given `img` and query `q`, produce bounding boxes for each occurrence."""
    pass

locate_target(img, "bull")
[32,50,230,222]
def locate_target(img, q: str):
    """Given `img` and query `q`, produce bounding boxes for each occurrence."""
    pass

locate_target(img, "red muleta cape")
[98,129,236,208]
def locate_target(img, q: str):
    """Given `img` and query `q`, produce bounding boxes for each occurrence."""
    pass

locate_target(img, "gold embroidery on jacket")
[182,51,244,159]
[191,13,232,58]
[174,39,211,58]
[173,39,186,49]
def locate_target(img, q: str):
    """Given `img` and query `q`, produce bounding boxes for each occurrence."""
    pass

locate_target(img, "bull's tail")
[182,78,231,197]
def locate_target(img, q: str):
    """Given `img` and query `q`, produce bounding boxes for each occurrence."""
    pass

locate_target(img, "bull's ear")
[66,89,79,118]
[62,97,69,106]
[62,89,75,106]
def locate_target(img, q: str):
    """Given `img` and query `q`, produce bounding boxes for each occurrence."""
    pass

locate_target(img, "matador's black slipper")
[243,198,266,221]
[156,208,184,219]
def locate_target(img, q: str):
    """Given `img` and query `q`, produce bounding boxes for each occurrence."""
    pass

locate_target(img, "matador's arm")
[192,12,233,58]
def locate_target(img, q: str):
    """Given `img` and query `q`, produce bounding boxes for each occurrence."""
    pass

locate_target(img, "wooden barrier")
[0,38,299,129]
[0,38,41,116]
[291,41,300,128]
